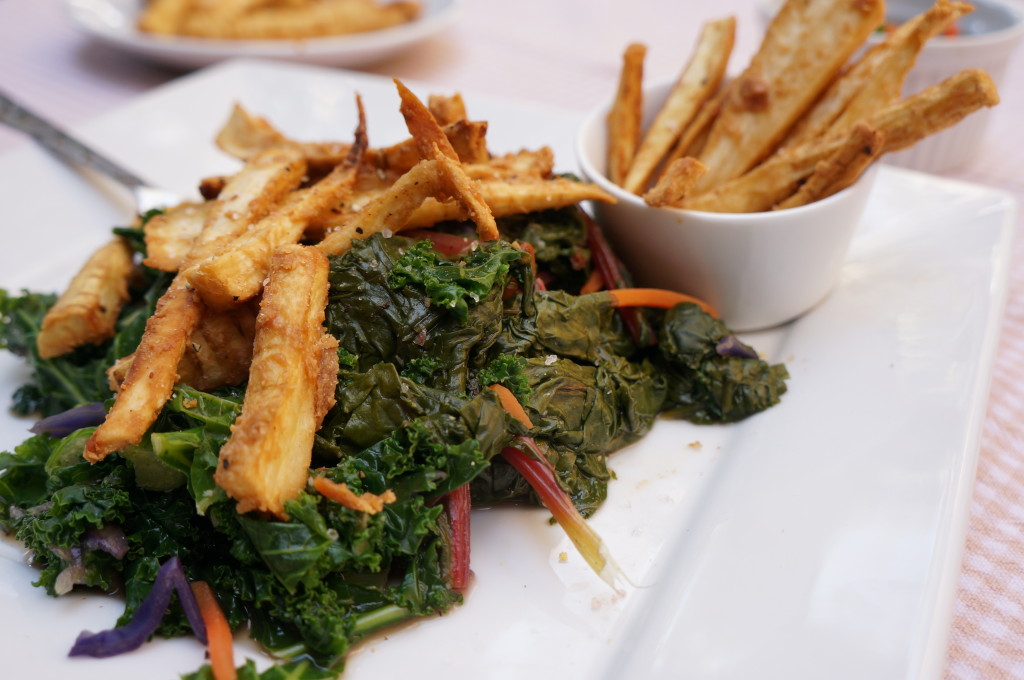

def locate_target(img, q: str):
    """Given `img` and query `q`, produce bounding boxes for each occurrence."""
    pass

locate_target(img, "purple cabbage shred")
[715,334,759,360]
[68,556,207,658]
[30,402,106,438]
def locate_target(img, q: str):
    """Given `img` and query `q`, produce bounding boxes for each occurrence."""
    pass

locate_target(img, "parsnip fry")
[178,305,258,391]
[189,96,368,309]
[784,0,974,147]
[178,1,420,39]
[85,146,306,462]
[623,18,734,194]
[684,69,999,213]
[316,159,446,254]
[84,280,202,463]
[188,145,308,264]
[696,0,885,190]
[37,238,134,359]
[137,0,191,34]
[830,1,974,136]
[642,157,708,208]
[606,43,647,187]
[143,201,211,272]
[775,124,884,209]
[395,78,461,162]
[316,175,614,239]
[428,92,468,126]
[395,80,499,240]
[214,245,332,518]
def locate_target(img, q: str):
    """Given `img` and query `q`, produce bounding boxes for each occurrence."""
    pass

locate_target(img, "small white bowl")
[575,82,877,332]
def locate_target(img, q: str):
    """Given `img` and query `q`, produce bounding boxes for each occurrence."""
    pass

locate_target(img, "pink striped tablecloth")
[2,1,1023,677]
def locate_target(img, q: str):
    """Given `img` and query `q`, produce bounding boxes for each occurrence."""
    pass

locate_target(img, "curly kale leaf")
[476,353,530,401]
[388,238,526,322]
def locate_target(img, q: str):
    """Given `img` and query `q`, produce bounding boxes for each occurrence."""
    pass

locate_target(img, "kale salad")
[0,89,788,680]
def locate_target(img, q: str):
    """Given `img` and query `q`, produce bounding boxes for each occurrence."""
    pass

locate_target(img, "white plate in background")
[63,0,463,69]
[0,59,1015,680]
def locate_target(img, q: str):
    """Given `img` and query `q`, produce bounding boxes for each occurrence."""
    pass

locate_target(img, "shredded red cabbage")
[83,525,129,560]
[716,334,759,360]
[68,556,206,658]
[29,402,106,438]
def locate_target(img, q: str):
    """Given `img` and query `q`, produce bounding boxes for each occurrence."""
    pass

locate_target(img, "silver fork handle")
[0,89,147,190]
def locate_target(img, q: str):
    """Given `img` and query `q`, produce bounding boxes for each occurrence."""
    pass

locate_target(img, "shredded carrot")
[606,287,718,317]
[190,581,236,680]
[578,268,605,295]
[313,476,396,514]
[488,384,533,428]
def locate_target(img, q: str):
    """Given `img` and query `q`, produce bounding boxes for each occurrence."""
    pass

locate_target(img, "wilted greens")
[0,206,787,679]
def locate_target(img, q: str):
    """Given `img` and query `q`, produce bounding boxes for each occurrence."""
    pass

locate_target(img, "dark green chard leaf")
[657,303,789,422]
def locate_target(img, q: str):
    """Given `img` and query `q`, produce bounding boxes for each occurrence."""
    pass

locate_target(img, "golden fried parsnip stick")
[662,78,734,166]
[108,304,257,394]
[188,97,368,309]
[84,280,202,463]
[180,1,420,39]
[464,147,554,181]
[36,238,134,359]
[827,1,974,135]
[177,304,258,391]
[395,78,461,162]
[783,0,973,148]
[695,0,885,191]
[395,80,499,240]
[85,147,307,463]
[642,157,708,208]
[143,201,211,272]
[214,245,332,518]
[775,124,883,209]
[217,102,489,173]
[137,0,192,34]
[622,18,734,194]
[310,174,613,238]
[428,92,468,126]
[684,69,999,213]
[606,43,647,187]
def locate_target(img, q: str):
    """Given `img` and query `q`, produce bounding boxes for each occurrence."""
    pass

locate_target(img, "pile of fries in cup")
[138,0,421,40]
[36,82,614,518]
[606,0,999,212]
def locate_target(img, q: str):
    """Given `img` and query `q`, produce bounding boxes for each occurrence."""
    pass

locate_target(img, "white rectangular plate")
[0,60,1015,680]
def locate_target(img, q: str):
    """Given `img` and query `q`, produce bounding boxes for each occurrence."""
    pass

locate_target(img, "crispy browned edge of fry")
[395,78,461,162]
[642,157,708,208]
[606,43,647,187]
[775,123,884,210]
[622,18,734,195]
[428,92,468,126]
[683,69,999,213]
[395,79,499,240]
[695,0,886,191]
[782,0,974,148]
[37,238,134,359]
[214,245,332,518]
